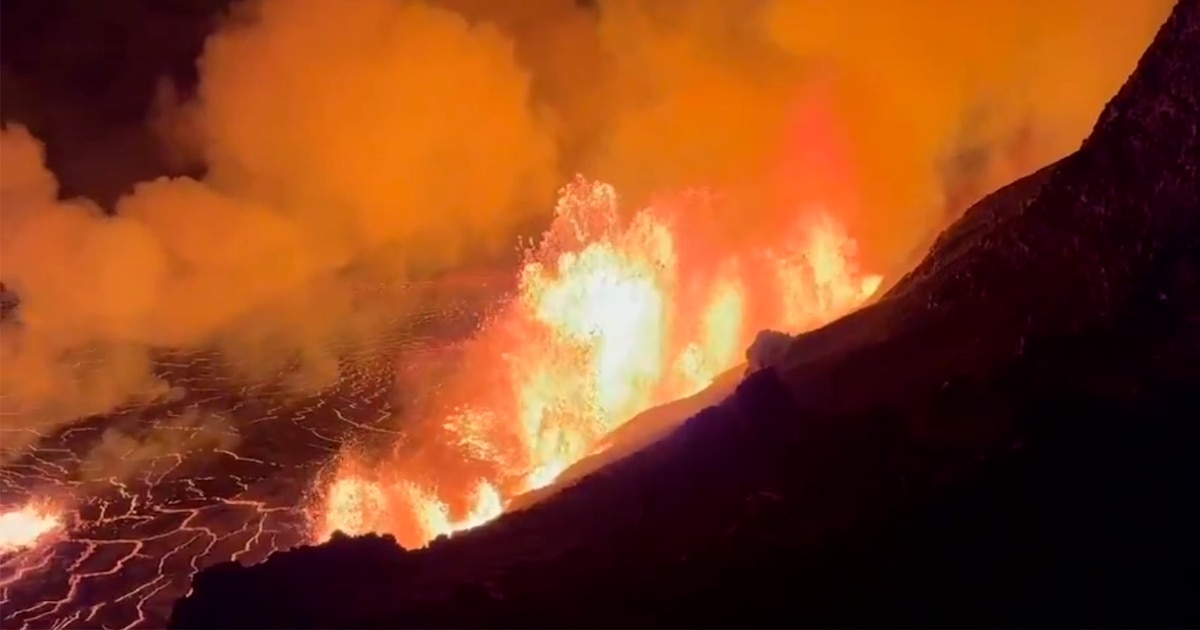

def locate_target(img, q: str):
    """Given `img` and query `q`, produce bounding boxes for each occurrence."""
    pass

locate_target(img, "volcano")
[169,1,1200,627]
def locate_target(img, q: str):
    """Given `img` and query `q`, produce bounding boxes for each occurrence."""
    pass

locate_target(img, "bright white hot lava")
[315,177,882,549]
[0,503,62,553]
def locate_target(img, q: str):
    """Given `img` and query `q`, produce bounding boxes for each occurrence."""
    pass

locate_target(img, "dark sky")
[1,0,230,204]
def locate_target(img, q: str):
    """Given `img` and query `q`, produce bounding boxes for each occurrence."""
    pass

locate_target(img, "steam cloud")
[0,0,1174,466]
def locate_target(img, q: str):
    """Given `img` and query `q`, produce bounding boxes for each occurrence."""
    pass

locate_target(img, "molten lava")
[315,177,881,549]
[0,503,62,553]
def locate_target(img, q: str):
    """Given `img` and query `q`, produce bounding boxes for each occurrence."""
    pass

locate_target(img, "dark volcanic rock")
[171,1,1200,627]
[745,328,793,373]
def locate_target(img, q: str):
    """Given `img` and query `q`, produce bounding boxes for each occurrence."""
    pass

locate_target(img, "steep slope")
[170,0,1200,626]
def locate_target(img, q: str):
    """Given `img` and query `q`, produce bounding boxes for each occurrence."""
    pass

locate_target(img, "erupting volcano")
[0,125,882,629]
[315,177,880,548]
[3,0,1192,627]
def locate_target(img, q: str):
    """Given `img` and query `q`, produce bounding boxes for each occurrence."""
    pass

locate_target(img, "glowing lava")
[0,503,62,553]
[315,177,882,549]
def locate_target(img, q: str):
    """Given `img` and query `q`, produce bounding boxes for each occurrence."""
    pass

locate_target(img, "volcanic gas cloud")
[1,0,1173,571]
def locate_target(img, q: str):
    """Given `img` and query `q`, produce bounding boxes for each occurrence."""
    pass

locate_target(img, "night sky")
[1,0,229,205]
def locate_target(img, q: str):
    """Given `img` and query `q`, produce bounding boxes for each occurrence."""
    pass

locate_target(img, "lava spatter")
[314,177,881,550]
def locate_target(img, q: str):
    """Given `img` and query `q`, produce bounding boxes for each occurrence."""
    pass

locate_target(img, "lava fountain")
[315,176,881,549]
[0,503,62,554]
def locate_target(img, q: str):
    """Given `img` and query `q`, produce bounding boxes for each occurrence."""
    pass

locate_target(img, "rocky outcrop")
[745,328,793,373]
[170,1,1200,627]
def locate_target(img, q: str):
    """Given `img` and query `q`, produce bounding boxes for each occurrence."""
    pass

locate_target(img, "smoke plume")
[0,0,1174,462]
[78,407,242,485]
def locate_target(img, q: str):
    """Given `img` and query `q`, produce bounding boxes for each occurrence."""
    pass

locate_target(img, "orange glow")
[0,503,62,553]
[312,175,881,550]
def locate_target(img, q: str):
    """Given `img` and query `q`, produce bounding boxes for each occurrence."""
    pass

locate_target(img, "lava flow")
[315,177,882,549]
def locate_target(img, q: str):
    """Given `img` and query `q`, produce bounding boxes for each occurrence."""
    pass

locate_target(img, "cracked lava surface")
[0,296,482,630]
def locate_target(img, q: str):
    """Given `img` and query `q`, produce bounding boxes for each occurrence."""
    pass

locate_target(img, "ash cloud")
[0,0,1174,463]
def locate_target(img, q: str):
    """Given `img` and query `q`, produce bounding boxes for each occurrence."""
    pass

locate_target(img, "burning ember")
[315,177,881,549]
[0,503,62,553]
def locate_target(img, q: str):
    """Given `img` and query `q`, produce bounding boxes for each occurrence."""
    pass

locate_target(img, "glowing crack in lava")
[0,503,62,553]
[316,177,882,549]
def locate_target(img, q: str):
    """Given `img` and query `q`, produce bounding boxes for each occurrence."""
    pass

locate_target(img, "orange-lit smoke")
[315,176,882,549]
[2,0,557,461]
[1,0,1174,477]
[558,0,1173,275]
[759,0,1174,272]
